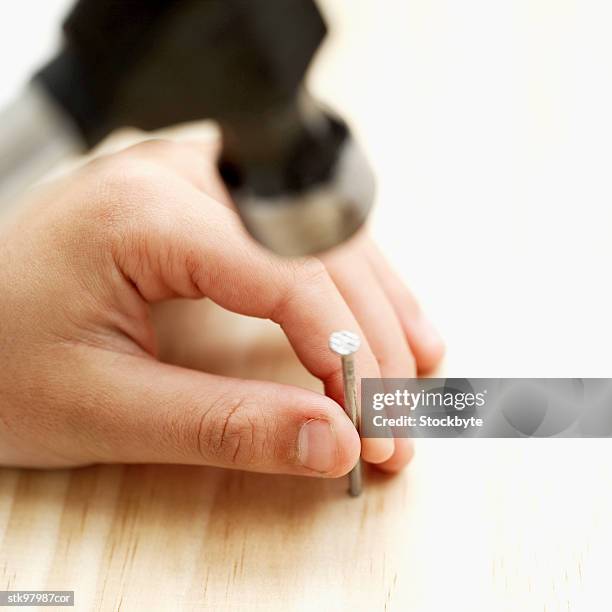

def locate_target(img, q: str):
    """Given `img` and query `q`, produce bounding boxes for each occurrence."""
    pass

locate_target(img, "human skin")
[0,139,444,477]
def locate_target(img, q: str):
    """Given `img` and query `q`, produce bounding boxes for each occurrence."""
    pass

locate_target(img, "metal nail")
[329,330,362,497]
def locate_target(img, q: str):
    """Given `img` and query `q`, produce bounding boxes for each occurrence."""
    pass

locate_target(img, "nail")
[329,330,363,496]
[298,419,338,473]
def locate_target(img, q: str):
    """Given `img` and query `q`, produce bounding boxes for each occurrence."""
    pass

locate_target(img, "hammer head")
[35,0,375,256]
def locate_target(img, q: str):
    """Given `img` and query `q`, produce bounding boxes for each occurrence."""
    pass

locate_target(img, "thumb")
[63,347,361,477]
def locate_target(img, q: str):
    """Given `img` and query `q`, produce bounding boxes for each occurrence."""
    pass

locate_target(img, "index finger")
[109,168,394,465]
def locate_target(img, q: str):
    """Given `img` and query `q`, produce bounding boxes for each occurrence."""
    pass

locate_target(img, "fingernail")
[298,419,338,473]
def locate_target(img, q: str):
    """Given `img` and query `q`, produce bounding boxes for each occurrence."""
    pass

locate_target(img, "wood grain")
[3,433,612,610]
[2,307,611,611]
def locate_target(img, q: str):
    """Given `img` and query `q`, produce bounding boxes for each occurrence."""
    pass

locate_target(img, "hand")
[0,138,444,475]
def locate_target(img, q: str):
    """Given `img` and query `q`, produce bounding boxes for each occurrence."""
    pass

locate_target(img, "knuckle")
[295,257,329,287]
[96,154,152,190]
[94,157,176,228]
[130,138,209,167]
[271,257,330,324]
[81,158,177,272]
[92,158,162,218]
[128,138,176,157]
[196,396,267,467]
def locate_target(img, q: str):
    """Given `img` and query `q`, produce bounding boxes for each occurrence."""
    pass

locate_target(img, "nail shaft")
[329,331,362,497]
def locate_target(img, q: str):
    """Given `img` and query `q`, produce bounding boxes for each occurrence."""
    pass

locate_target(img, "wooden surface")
[1,304,612,611]
[2,415,612,611]
[4,0,612,609]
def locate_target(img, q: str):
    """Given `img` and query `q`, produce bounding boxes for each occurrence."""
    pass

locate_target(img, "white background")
[1,2,612,610]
